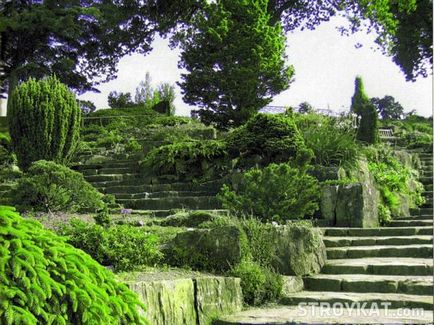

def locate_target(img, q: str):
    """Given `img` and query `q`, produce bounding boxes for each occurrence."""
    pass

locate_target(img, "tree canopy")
[371,95,405,120]
[0,0,156,97]
[178,0,294,129]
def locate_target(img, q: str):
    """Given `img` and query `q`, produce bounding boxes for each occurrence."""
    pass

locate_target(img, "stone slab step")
[323,235,433,247]
[280,291,433,310]
[80,167,138,176]
[98,181,223,194]
[326,244,432,259]
[73,160,140,169]
[398,214,433,220]
[109,208,229,218]
[85,173,140,183]
[321,226,433,237]
[420,176,433,185]
[303,274,433,295]
[322,258,433,276]
[112,191,213,199]
[117,196,220,210]
[425,184,433,191]
[388,219,433,227]
[215,305,434,325]
[422,191,433,197]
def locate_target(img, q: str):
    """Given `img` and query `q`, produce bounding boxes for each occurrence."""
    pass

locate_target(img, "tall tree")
[0,0,156,98]
[178,0,294,129]
[371,95,404,120]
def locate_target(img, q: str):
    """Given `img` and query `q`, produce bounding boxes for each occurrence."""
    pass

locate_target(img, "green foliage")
[178,0,293,129]
[218,163,320,223]
[371,95,404,120]
[108,91,136,108]
[59,219,162,272]
[365,146,424,222]
[0,132,15,168]
[0,206,147,324]
[12,160,105,213]
[141,140,229,181]
[161,210,217,228]
[297,113,360,169]
[135,74,176,116]
[94,206,111,227]
[351,76,379,144]
[77,99,97,114]
[230,260,282,306]
[226,113,312,169]
[8,76,82,170]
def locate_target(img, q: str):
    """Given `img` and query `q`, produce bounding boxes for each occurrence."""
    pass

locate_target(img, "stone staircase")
[217,150,434,324]
[73,146,225,217]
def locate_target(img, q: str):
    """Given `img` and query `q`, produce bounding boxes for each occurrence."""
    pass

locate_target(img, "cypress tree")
[350,76,379,144]
[8,76,81,169]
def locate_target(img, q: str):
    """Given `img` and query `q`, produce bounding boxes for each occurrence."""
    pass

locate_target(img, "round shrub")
[230,260,283,306]
[0,206,147,324]
[225,113,312,168]
[218,163,320,222]
[12,160,105,213]
[8,76,81,170]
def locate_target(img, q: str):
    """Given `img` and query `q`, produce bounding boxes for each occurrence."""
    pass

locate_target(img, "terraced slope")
[217,150,434,324]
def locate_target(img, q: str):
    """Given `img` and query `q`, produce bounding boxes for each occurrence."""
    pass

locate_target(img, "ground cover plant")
[0,206,147,324]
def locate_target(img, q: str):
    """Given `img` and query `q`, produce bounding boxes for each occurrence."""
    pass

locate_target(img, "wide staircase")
[73,135,226,217]
[217,150,434,324]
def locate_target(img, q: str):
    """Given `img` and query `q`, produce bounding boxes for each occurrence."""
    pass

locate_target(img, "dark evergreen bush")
[8,76,81,169]
[218,163,320,222]
[225,113,313,168]
[12,160,105,213]
[0,206,147,324]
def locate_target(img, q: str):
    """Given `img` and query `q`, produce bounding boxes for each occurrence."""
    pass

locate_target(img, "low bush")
[218,163,320,222]
[0,206,146,324]
[225,113,313,169]
[230,260,283,306]
[12,160,105,213]
[141,140,229,181]
[58,219,162,272]
[298,114,360,170]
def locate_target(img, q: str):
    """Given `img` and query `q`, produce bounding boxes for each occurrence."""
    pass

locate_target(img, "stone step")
[322,226,433,237]
[303,274,433,295]
[322,258,433,276]
[388,219,433,227]
[96,181,223,194]
[280,291,433,310]
[398,214,433,220]
[323,235,433,247]
[81,167,138,176]
[117,196,220,210]
[422,190,433,197]
[84,173,140,183]
[109,208,229,218]
[424,183,433,191]
[112,191,213,199]
[215,305,434,325]
[420,176,433,185]
[326,244,432,259]
[73,160,140,169]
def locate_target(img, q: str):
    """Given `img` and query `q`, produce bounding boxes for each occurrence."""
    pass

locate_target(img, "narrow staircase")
[217,150,434,324]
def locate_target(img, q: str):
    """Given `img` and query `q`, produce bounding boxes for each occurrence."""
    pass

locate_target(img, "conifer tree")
[8,76,81,169]
[350,76,379,144]
[0,206,147,324]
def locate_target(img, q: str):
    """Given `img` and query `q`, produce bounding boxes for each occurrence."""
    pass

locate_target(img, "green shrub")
[12,160,105,213]
[298,115,360,169]
[141,140,229,181]
[225,113,312,168]
[365,146,424,221]
[218,163,320,222]
[160,210,217,227]
[0,206,147,324]
[8,76,81,170]
[59,219,162,272]
[230,261,282,306]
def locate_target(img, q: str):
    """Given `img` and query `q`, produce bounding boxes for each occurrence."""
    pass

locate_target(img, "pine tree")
[8,76,81,169]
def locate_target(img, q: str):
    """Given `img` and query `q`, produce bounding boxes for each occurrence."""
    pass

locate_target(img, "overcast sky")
[79,16,433,117]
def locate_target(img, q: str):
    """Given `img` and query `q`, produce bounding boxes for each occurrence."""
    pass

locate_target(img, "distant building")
[0,98,6,117]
